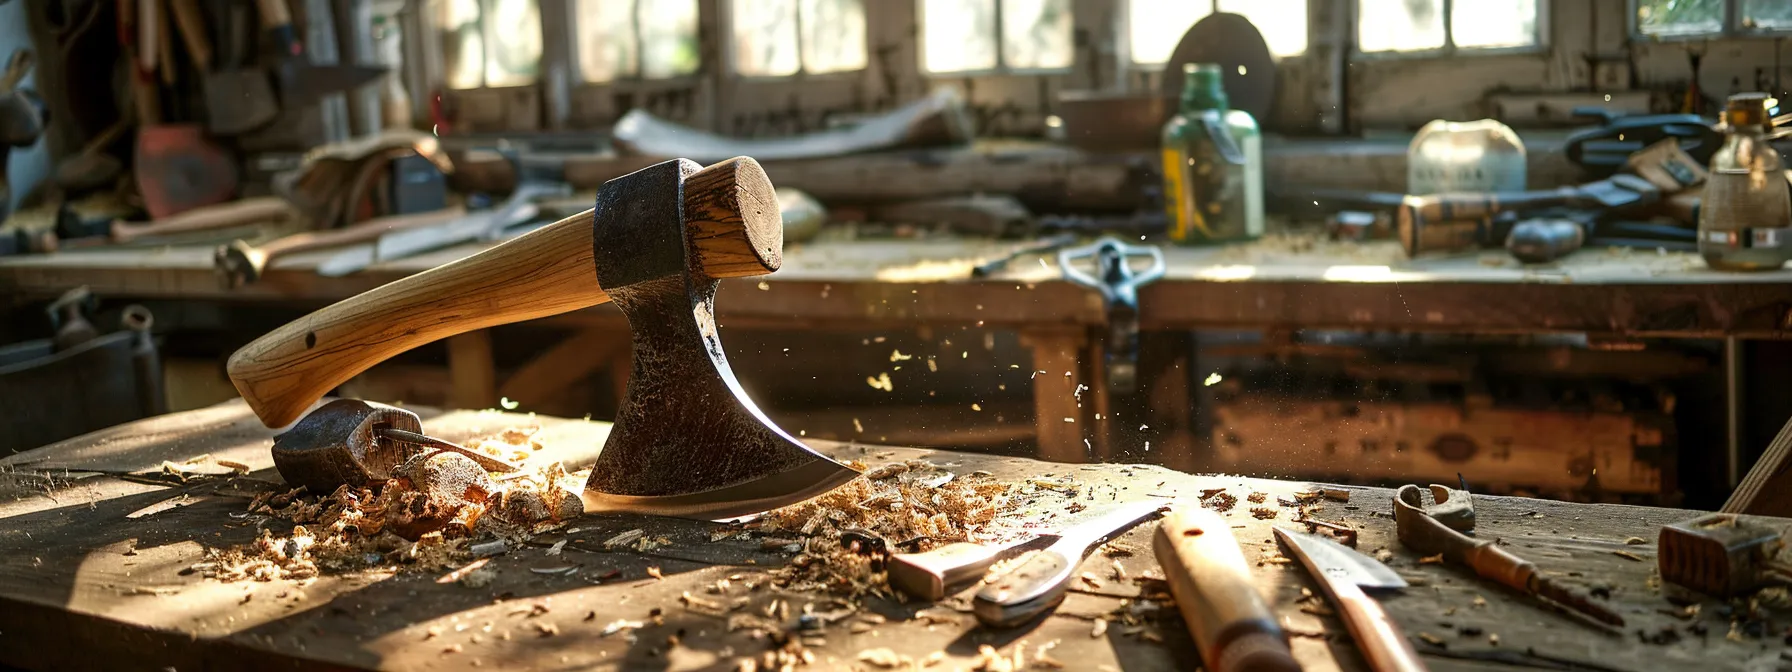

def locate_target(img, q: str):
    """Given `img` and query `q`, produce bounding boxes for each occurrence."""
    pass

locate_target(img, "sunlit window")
[438,0,542,89]
[734,0,869,77]
[574,0,700,83]
[922,0,1073,74]
[1638,0,1792,35]
[1129,0,1308,65]
[1359,0,1537,53]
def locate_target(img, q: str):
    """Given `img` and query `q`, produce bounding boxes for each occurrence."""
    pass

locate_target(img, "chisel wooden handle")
[1333,580,1428,672]
[215,206,468,288]
[110,197,296,244]
[1395,189,1580,256]
[1154,506,1300,672]
[228,157,779,428]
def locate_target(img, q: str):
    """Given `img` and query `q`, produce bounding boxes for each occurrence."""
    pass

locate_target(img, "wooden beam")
[447,330,496,410]
[1723,412,1792,516]
[497,328,630,407]
[1021,327,1090,464]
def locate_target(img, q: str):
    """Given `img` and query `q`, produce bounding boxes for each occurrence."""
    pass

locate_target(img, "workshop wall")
[420,0,1792,138]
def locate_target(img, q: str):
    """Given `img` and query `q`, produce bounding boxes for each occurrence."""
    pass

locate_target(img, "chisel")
[973,500,1165,628]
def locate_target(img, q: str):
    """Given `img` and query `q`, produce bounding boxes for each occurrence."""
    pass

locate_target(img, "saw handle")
[1154,506,1300,672]
[229,157,781,428]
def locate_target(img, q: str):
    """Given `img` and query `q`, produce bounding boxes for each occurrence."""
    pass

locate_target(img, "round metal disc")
[1160,12,1278,124]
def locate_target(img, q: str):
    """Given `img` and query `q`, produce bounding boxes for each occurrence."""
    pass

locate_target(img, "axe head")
[582,158,858,520]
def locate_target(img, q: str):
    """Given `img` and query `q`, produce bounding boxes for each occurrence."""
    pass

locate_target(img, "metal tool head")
[581,158,858,520]
[1275,526,1407,591]
[1659,513,1787,597]
[1395,483,1477,532]
[272,398,425,492]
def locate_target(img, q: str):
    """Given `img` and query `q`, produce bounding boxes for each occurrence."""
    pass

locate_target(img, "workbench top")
[1,402,1785,671]
[5,234,1792,337]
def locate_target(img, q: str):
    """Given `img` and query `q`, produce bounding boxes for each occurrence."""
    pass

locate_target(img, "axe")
[228,157,859,519]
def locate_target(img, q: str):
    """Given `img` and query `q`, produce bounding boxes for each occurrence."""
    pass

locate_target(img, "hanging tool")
[1658,513,1792,598]
[215,206,468,288]
[227,157,860,519]
[316,182,570,276]
[272,398,518,493]
[254,0,387,111]
[973,500,1163,628]
[1394,484,1624,626]
[204,0,279,134]
[1275,527,1428,672]
[1058,237,1165,394]
[1154,504,1301,672]
[888,536,1044,602]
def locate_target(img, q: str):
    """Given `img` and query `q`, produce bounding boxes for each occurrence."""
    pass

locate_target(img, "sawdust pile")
[193,427,582,583]
[750,459,1047,598]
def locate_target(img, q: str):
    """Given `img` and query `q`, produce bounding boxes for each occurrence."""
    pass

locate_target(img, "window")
[574,0,700,83]
[1129,0,1308,65]
[438,0,543,89]
[1636,0,1792,36]
[922,0,1073,74]
[1357,0,1539,54]
[733,0,868,77]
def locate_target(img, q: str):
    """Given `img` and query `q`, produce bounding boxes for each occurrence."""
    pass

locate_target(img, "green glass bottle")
[1161,63,1263,244]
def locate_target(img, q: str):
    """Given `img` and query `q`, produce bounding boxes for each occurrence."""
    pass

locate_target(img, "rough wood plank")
[0,404,1785,671]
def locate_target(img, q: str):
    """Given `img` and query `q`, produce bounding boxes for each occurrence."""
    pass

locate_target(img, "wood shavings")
[1299,603,1335,616]
[1246,492,1267,504]
[1373,548,1394,563]
[546,539,567,555]
[1250,507,1278,520]
[1079,572,1103,588]
[1203,492,1237,512]
[531,622,558,637]
[646,566,663,580]
[1472,595,1487,608]
[857,648,908,668]
[1091,618,1109,638]
[1418,632,1446,648]
[1419,554,1444,564]
[849,621,874,634]
[1624,536,1647,545]
[215,459,252,475]
[1612,550,1645,562]
[603,529,646,549]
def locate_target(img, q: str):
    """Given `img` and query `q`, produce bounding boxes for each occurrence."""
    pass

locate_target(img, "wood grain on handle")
[111,197,296,243]
[266,207,467,258]
[1333,581,1429,672]
[229,157,780,428]
[1154,506,1300,672]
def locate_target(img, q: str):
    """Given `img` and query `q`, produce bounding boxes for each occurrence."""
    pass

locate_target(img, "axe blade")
[581,158,858,519]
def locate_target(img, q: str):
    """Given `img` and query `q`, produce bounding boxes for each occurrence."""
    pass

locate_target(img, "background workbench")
[4,234,1791,482]
[0,402,1785,671]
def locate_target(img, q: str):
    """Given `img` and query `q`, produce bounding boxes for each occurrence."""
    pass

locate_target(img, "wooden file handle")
[110,197,296,244]
[1333,581,1429,672]
[228,157,781,428]
[1154,506,1300,672]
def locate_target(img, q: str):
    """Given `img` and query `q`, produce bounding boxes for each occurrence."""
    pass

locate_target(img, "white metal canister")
[1407,119,1528,195]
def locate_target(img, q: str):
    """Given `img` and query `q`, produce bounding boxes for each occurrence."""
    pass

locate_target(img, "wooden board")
[2,402,1788,671]
[5,234,1792,337]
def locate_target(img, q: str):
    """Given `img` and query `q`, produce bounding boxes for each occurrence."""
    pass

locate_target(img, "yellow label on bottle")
[1162,149,1189,241]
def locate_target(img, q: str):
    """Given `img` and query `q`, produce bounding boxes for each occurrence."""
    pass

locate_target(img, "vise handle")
[229,157,781,428]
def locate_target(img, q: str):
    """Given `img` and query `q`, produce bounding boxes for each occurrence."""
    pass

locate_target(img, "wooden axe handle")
[229,157,780,428]
[111,197,296,243]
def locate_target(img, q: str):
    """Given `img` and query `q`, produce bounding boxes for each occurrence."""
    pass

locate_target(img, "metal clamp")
[1058,237,1166,393]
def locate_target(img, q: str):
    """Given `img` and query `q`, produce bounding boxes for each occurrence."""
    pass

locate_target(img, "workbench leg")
[497,328,630,409]
[1021,328,1089,463]
[448,330,497,410]
[1137,330,1199,473]
[1085,337,1113,461]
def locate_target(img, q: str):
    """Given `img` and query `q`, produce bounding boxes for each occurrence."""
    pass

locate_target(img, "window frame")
[1351,0,1551,60]
[1627,0,1792,41]
[918,0,1077,77]
[438,0,549,91]
[570,0,707,86]
[725,0,871,81]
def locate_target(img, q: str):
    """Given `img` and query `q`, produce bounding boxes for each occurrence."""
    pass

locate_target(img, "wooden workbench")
[2,402,1787,671]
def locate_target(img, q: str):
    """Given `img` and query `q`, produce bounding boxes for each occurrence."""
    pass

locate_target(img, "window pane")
[735,0,802,76]
[1358,0,1445,52]
[1217,0,1308,58]
[1129,0,1212,65]
[438,0,485,89]
[1000,0,1073,70]
[641,0,701,78]
[800,0,868,73]
[480,0,541,87]
[1636,0,1724,36]
[923,0,998,72]
[575,0,638,83]
[1744,0,1792,31]
[1451,0,1536,48]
